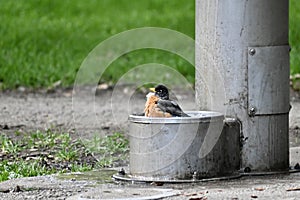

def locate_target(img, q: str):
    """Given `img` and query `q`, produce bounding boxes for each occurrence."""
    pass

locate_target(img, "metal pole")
[196,0,289,171]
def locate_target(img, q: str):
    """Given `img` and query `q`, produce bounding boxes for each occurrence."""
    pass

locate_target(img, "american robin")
[144,85,190,117]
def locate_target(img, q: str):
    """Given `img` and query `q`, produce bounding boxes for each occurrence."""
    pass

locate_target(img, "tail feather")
[179,112,190,117]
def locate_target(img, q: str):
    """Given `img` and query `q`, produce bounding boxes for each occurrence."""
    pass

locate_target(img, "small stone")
[118,168,125,175]
[244,167,251,173]
[17,86,26,92]
[150,181,164,186]
[2,124,9,130]
[12,185,22,192]
[101,126,110,130]
[97,83,109,90]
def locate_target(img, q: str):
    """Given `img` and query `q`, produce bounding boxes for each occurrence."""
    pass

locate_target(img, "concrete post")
[196,0,289,172]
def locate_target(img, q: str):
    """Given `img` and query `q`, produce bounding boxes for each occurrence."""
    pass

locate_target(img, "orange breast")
[144,95,171,117]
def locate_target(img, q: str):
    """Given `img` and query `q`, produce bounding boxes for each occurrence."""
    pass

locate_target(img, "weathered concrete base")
[68,187,181,200]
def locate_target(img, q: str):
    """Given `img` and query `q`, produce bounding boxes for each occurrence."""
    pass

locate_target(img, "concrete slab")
[68,187,180,200]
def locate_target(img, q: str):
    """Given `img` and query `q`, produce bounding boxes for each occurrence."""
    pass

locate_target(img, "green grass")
[0,130,129,182]
[85,132,129,167]
[0,130,91,181]
[290,0,300,75]
[0,0,195,89]
[0,159,58,182]
[0,0,299,89]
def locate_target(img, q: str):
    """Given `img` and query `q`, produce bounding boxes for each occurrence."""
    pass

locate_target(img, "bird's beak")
[149,88,156,92]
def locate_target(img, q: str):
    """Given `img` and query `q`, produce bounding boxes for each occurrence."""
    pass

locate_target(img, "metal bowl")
[128,111,240,181]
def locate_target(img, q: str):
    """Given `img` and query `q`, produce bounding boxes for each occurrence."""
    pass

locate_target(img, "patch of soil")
[0,85,195,136]
[290,125,300,147]
[290,87,300,102]
[0,175,95,200]
[1,85,299,145]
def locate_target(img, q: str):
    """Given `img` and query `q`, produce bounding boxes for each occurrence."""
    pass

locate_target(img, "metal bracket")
[247,45,290,116]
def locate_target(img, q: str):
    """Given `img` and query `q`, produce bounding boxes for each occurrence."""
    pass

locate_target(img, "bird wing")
[157,99,189,117]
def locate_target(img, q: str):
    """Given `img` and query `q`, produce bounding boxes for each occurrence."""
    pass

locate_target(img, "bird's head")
[149,84,169,100]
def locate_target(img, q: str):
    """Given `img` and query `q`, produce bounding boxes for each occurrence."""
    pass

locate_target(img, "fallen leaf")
[189,196,207,200]
[286,188,300,191]
[0,188,9,193]
[184,192,205,196]
[254,188,265,191]
[184,193,197,196]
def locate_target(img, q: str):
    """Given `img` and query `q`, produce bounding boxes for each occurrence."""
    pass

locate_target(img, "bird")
[144,85,189,117]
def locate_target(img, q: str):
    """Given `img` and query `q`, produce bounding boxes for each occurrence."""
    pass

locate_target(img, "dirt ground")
[0,86,299,199]
[0,86,196,137]
[0,86,299,141]
[0,86,299,148]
